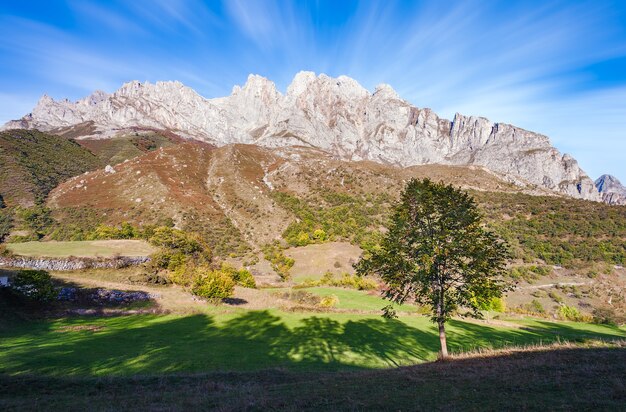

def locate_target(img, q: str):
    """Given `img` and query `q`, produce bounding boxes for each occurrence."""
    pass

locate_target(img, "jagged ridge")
[595,174,626,205]
[2,72,600,201]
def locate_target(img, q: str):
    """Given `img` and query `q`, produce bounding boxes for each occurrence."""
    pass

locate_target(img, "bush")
[313,229,327,242]
[18,206,53,239]
[10,270,56,302]
[592,307,625,326]
[302,271,378,290]
[557,305,589,322]
[0,208,13,242]
[275,290,322,306]
[319,294,339,308]
[148,227,212,274]
[523,299,545,314]
[91,222,138,240]
[191,267,235,300]
[0,244,13,257]
[151,249,188,272]
[478,296,506,313]
[262,242,294,281]
[507,265,551,282]
[548,291,564,304]
[219,263,256,288]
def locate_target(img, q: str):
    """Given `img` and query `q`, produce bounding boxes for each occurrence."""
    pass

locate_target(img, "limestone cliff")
[2,72,601,201]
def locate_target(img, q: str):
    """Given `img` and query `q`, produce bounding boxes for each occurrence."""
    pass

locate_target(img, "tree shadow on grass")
[1,311,624,376]
[446,318,625,354]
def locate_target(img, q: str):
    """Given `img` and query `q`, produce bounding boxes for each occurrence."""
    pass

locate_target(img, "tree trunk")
[438,319,448,359]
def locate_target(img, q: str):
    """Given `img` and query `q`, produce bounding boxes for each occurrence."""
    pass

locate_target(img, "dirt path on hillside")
[523,282,588,290]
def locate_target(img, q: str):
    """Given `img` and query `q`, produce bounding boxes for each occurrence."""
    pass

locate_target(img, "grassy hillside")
[2,343,623,410]
[6,239,156,258]
[44,144,519,254]
[78,131,181,166]
[0,129,100,207]
[475,191,626,266]
[0,311,623,376]
[42,142,626,270]
[46,142,250,255]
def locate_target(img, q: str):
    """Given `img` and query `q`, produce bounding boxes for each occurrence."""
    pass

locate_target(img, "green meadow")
[1,310,624,377]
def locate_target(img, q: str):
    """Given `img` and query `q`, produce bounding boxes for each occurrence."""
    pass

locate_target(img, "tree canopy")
[356,178,510,357]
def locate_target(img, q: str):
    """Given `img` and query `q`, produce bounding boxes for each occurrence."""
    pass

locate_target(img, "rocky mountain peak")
[595,174,626,205]
[78,90,109,107]
[286,71,318,96]
[373,84,400,100]
[36,93,54,106]
[1,72,605,202]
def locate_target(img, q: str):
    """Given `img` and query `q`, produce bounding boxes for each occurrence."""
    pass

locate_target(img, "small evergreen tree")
[356,179,510,358]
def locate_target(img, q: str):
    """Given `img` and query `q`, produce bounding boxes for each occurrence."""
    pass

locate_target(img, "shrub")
[148,227,212,273]
[165,261,195,287]
[557,305,589,322]
[295,231,311,246]
[0,208,13,242]
[151,249,188,272]
[592,307,625,326]
[191,267,235,300]
[319,294,339,308]
[0,244,14,257]
[478,296,506,313]
[507,265,551,283]
[262,242,294,281]
[312,229,327,242]
[219,263,256,288]
[524,299,545,314]
[548,291,564,304]
[149,227,202,254]
[309,272,378,290]
[297,272,379,290]
[275,290,322,306]
[10,270,56,302]
[18,206,53,239]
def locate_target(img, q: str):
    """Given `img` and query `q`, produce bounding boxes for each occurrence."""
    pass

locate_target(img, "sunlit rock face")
[595,174,626,205]
[3,71,601,201]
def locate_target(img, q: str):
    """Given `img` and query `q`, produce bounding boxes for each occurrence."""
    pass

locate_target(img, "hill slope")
[1,343,624,410]
[3,72,600,201]
[0,129,100,207]
[45,142,626,267]
[46,142,523,253]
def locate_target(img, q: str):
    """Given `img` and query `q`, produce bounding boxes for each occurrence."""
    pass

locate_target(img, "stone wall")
[0,256,149,271]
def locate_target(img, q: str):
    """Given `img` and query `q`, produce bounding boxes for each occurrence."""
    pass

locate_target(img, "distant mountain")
[2,72,600,201]
[0,129,100,207]
[595,174,626,205]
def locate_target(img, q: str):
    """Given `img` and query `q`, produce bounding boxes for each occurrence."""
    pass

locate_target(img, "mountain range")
[2,71,614,203]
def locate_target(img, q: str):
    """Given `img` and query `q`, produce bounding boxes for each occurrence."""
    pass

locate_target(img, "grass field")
[286,242,362,282]
[6,240,157,258]
[1,311,624,377]
[303,286,421,312]
[2,342,624,410]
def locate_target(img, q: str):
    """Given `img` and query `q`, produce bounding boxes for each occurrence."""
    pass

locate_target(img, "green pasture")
[6,240,156,258]
[303,286,421,312]
[1,310,623,377]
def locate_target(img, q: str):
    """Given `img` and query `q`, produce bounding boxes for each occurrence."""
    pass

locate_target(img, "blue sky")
[1,0,625,181]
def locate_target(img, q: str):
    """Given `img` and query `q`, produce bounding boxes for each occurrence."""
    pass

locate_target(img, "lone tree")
[356,178,510,358]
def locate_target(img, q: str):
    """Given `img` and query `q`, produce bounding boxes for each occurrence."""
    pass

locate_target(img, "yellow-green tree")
[356,179,510,358]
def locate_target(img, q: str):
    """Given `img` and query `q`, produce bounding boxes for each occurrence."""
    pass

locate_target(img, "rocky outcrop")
[2,72,601,201]
[595,174,626,205]
[0,256,150,271]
